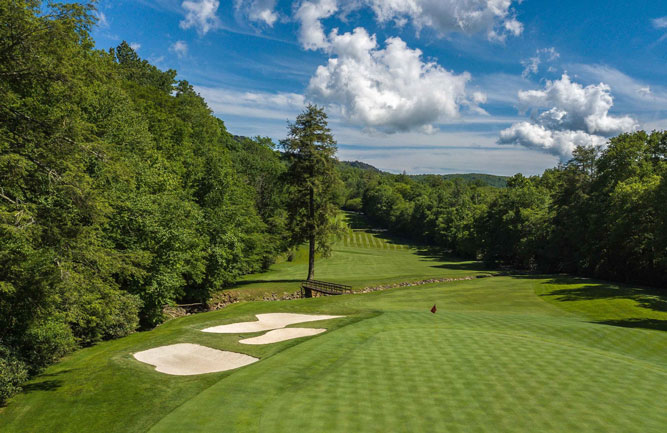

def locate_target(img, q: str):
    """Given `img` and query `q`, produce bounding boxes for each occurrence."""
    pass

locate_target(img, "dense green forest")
[416,173,508,188]
[338,136,667,288]
[0,1,293,402]
[1,1,665,404]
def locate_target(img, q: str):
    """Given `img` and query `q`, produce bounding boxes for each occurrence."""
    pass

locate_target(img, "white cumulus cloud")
[169,40,189,58]
[364,0,523,41]
[295,0,338,50]
[129,42,142,51]
[295,1,523,50]
[498,74,638,160]
[307,27,480,132]
[180,0,221,35]
[570,64,667,110]
[236,0,279,26]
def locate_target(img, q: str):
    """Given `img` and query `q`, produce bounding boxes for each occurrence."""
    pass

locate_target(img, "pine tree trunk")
[307,185,315,280]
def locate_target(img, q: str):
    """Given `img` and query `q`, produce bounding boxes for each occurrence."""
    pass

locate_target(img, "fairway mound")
[239,328,326,345]
[202,313,344,333]
[133,343,258,375]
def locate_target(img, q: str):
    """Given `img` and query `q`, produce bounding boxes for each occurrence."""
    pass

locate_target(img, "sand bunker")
[202,313,344,334]
[133,343,258,375]
[239,328,326,345]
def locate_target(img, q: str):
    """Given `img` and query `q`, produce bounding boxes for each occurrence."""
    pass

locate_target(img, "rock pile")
[358,274,493,293]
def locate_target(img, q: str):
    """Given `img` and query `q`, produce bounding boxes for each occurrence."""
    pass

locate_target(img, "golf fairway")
[1,224,665,433]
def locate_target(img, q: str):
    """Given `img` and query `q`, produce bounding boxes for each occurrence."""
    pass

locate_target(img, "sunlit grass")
[1,225,665,433]
[226,214,491,301]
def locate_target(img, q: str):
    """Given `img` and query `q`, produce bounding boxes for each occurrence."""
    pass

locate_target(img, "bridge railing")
[301,279,352,297]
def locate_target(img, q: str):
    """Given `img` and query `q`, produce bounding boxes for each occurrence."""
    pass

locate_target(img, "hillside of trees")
[0,1,293,402]
[339,164,508,188]
[339,136,666,288]
[1,1,665,405]
[415,173,508,188]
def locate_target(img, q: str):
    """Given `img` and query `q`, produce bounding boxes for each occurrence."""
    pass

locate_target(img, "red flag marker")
[431,304,437,313]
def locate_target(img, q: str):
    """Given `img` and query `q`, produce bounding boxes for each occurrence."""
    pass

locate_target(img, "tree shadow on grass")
[15,369,74,398]
[545,284,635,302]
[635,296,667,313]
[412,246,494,273]
[423,258,494,273]
[343,212,418,249]
[344,211,495,274]
[538,276,666,307]
[595,319,667,332]
[0,379,64,408]
[22,380,63,393]
[531,275,667,332]
[344,212,372,230]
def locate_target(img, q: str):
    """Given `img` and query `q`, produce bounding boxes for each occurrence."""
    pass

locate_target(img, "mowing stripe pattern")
[146,280,667,433]
[342,230,407,250]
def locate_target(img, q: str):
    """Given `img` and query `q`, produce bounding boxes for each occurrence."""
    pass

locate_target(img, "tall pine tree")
[281,105,341,280]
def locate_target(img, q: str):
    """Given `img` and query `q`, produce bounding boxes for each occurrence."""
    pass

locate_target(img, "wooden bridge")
[301,280,353,298]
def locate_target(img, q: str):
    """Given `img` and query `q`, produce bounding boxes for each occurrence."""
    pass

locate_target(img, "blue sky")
[92,0,667,175]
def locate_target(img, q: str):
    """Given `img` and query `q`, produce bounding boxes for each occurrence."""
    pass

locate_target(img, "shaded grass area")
[1,276,665,433]
[535,276,667,331]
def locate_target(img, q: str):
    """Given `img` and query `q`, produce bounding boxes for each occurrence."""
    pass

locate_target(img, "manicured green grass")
[536,276,667,331]
[227,215,492,300]
[1,223,665,432]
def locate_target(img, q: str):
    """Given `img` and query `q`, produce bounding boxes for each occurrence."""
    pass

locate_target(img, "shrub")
[20,320,76,374]
[344,197,363,212]
[0,346,28,405]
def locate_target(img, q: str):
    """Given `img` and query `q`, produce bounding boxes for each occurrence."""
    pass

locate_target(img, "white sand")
[133,343,258,375]
[202,313,344,334]
[239,328,326,345]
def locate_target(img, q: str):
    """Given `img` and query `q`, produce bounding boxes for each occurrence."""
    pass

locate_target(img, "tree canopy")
[280,105,342,280]
[345,131,666,287]
[0,1,290,403]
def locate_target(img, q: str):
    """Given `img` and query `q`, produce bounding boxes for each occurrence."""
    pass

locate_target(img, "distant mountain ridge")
[433,173,508,188]
[340,160,382,172]
[340,161,507,187]
[228,145,507,187]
